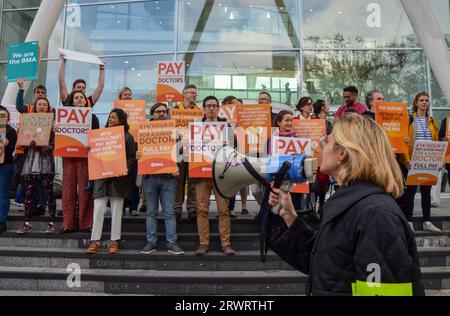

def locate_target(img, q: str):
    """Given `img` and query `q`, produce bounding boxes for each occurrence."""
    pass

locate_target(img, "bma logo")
[67,3,81,28]
[66,263,81,288]
[367,3,381,28]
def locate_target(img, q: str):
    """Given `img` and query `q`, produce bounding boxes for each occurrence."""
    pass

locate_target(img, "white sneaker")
[423,221,441,233]
[408,222,414,232]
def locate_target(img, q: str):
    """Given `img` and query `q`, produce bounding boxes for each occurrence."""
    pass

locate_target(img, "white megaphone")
[212,146,318,200]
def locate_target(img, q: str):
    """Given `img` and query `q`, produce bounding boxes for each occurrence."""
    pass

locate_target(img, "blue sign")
[6,41,40,83]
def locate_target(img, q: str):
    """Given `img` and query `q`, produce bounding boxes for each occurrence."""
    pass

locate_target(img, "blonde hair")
[332,113,403,198]
[118,87,132,100]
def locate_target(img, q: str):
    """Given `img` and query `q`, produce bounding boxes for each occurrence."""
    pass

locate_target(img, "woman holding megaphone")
[269,113,424,296]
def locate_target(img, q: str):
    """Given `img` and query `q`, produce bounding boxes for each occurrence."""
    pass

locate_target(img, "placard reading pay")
[7,41,40,82]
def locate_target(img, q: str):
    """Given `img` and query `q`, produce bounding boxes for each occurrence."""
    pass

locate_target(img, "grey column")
[1,0,65,105]
[401,0,450,105]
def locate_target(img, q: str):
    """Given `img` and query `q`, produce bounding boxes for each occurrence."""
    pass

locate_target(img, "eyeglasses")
[204,104,219,109]
[154,110,167,114]
[258,98,271,103]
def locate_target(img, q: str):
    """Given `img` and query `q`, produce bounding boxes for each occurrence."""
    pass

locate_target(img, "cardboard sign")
[406,141,448,186]
[156,61,185,103]
[271,136,312,193]
[88,126,127,180]
[114,100,146,141]
[189,122,228,178]
[17,113,53,146]
[375,102,408,153]
[138,120,178,175]
[7,41,40,82]
[4,105,21,131]
[55,107,92,157]
[236,104,272,154]
[0,115,7,164]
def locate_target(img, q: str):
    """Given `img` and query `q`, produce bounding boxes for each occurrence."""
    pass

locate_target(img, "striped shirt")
[415,117,432,141]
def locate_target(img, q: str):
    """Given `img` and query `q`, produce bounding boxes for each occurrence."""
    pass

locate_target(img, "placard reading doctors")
[138,120,177,175]
[55,107,92,157]
[406,141,448,186]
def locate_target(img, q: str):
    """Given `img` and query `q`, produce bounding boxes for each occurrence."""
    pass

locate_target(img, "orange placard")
[406,141,448,186]
[292,119,326,164]
[170,108,204,128]
[156,61,185,103]
[55,107,92,158]
[17,113,53,146]
[219,104,239,125]
[138,120,178,175]
[375,102,408,154]
[88,126,127,180]
[236,104,271,154]
[189,121,228,178]
[271,136,313,193]
[114,100,146,141]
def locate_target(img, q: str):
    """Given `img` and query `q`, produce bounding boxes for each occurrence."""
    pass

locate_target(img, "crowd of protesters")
[0,56,449,267]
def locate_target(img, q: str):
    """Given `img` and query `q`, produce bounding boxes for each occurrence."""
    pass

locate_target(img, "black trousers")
[404,185,431,222]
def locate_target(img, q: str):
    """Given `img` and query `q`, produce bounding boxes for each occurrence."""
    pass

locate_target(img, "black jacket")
[270,182,425,296]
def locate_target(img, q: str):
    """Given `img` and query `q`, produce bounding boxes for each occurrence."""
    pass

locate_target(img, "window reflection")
[179,0,300,50]
[303,50,427,108]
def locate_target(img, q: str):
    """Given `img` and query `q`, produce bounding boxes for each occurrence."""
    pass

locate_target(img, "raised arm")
[58,54,69,103]
[91,62,105,104]
[16,78,28,113]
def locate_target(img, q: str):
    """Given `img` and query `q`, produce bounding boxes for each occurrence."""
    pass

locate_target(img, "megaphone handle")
[270,181,292,215]
[269,161,292,215]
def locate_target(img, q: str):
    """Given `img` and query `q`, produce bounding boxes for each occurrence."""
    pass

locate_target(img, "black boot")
[0,222,7,234]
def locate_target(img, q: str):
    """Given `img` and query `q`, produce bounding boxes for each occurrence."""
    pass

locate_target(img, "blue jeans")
[14,184,23,203]
[143,175,178,246]
[0,164,14,223]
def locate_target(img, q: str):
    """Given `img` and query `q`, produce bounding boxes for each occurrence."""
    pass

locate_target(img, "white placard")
[58,48,104,65]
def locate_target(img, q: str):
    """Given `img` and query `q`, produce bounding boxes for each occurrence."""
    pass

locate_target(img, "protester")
[59,53,105,107]
[14,78,48,213]
[117,87,140,216]
[222,96,249,218]
[195,96,235,256]
[269,113,424,296]
[400,92,441,232]
[363,89,384,120]
[16,98,56,235]
[174,85,199,220]
[312,100,333,216]
[86,108,137,254]
[272,110,304,211]
[334,86,368,120]
[439,117,450,193]
[0,106,18,233]
[295,97,315,120]
[60,91,99,234]
[139,103,184,255]
[251,91,276,206]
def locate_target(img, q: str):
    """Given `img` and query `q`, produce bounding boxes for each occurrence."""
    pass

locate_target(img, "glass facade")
[0,0,450,126]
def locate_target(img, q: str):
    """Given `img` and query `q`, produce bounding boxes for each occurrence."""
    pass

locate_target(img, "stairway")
[0,206,449,295]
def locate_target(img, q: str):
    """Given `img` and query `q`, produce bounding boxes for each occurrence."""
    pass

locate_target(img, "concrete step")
[0,246,447,271]
[0,267,307,295]
[1,228,449,251]
[0,266,448,295]
[0,231,259,251]
[0,247,293,271]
